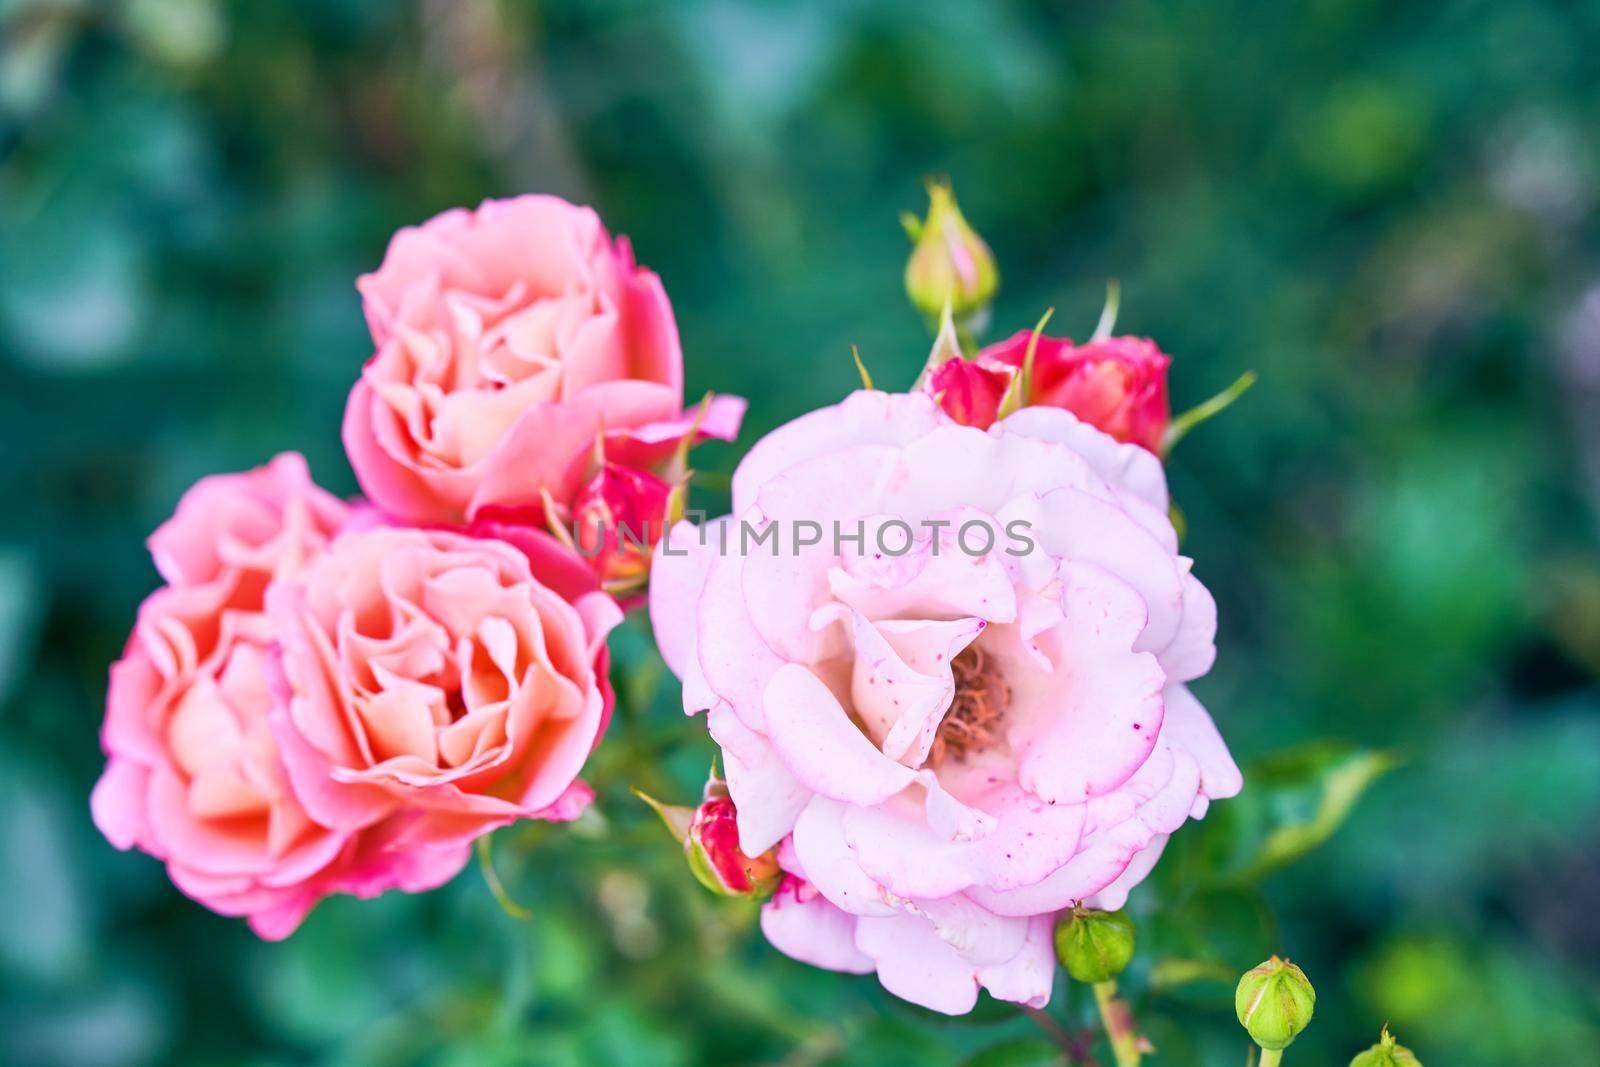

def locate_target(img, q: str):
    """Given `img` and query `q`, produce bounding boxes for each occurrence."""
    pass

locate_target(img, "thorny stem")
[1022,1006,1101,1067]
[1093,981,1142,1067]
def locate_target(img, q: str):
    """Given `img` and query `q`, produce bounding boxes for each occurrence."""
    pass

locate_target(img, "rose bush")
[649,391,1239,1013]
[344,194,743,528]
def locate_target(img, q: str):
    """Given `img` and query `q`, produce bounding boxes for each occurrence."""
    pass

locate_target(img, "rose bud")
[903,177,998,324]
[1054,906,1136,984]
[638,776,781,900]
[981,333,1172,454]
[915,303,1017,428]
[570,461,675,590]
[925,356,1014,428]
[1236,956,1316,1056]
[1349,1027,1422,1067]
[686,787,782,899]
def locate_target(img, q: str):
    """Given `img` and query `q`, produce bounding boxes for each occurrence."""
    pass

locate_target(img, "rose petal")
[761,879,875,974]
[707,701,812,855]
[853,913,981,1015]
[1011,561,1166,804]
[763,664,915,806]
[730,390,945,512]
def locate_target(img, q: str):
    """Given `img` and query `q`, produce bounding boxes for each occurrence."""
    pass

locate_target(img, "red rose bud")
[981,332,1171,453]
[635,779,781,900]
[686,792,781,899]
[903,177,999,323]
[925,352,1014,428]
[571,462,674,588]
[915,304,1017,429]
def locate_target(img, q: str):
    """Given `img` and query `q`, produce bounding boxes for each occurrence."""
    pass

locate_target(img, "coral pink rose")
[344,195,743,526]
[981,332,1171,453]
[265,526,622,859]
[648,392,1238,1014]
[90,455,463,938]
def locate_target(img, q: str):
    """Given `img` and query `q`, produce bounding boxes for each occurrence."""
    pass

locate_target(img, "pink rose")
[90,455,459,938]
[266,526,622,861]
[981,332,1171,453]
[648,392,1238,1014]
[344,195,743,526]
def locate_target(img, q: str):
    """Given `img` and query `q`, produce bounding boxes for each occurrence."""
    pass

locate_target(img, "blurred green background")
[3,1,1599,1064]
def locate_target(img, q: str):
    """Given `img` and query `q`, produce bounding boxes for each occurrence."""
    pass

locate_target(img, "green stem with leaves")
[1092,981,1142,1067]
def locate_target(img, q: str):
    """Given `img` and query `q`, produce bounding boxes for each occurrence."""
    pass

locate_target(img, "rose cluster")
[94,188,1240,1018]
[93,197,735,936]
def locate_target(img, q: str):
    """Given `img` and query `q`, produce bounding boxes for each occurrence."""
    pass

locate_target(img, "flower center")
[929,644,1009,766]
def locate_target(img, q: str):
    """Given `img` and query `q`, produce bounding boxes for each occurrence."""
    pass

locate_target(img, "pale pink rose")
[265,526,622,859]
[648,392,1239,1014]
[90,455,461,938]
[344,195,743,526]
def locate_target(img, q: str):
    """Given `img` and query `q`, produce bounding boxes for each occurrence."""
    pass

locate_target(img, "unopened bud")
[571,462,674,589]
[916,301,1016,429]
[1348,1027,1421,1067]
[903,178,998,323]
[1236,956,1316,1051]
[685,790,781,899]
[1054,906,1135,983]
[636,775,780,901]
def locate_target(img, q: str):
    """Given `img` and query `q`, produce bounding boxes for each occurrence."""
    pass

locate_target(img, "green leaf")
[961,1037,1066,1066]
[1198,742,1399,885]
[1148,957,1238,993]
[1244,744,1398,880]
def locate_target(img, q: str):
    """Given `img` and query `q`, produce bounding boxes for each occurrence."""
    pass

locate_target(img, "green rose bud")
[1235,956,1316,1052]
[1349,1027,1421,1067]
[903,177,998,324]
[1053,906,1136,983]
